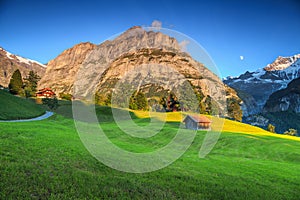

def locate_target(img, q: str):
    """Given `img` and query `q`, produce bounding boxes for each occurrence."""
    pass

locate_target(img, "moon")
[240,56,244,60]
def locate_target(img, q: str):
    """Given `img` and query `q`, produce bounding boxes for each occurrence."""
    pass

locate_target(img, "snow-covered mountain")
[224,54,300,116]
[0,47,46,87]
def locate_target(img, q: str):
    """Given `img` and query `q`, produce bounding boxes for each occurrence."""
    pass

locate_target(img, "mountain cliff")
[0,47,46,87]
[224,54,300,116]
[264,77,300,113]
[38,42,96,94]
[260,77,300,134]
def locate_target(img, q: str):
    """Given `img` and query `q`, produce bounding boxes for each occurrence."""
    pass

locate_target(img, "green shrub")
[284,128,297,136]
[42,97,59,110]
[267,124,276,133]
[59,93,72,101]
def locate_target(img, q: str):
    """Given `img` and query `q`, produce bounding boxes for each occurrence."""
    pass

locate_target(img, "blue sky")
[0,0,299,77]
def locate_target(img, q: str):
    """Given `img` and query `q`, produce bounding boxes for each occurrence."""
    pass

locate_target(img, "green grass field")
[0,101,300,199]
[0,90,45,120]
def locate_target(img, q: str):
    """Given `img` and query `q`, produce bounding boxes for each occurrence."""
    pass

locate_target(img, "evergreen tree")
[227,97,243,122]
[24,71,40,97]
[8,69,23,95]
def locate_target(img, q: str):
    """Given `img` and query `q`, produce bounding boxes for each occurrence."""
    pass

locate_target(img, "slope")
[0,89,45,120]
[0,112,299,199]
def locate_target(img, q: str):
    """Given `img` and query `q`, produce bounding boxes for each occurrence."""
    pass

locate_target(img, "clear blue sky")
[0,0,299,77]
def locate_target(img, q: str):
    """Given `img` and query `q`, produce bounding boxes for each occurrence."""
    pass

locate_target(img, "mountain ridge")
[0,47,46,87]
[224,53,300,116]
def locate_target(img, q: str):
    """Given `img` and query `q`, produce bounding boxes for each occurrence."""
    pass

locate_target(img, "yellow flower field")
[132,110,300,141]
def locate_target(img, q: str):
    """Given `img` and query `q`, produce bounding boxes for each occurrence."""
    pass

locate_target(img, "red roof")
[184,115,211,123]
[36,88,56,95]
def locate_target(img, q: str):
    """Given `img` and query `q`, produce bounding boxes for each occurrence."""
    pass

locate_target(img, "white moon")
[240,56,244,60]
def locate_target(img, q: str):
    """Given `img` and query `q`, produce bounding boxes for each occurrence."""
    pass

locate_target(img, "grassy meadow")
[0,90,45,120]
[0,98,299,199]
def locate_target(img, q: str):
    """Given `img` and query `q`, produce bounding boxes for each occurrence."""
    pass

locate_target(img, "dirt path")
[0,111,54,122]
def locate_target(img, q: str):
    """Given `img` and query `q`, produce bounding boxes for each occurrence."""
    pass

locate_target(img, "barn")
[183,115,211,130]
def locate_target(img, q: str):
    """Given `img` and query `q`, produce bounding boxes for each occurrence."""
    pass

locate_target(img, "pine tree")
[24,71,40,97]
[8,69,23,95]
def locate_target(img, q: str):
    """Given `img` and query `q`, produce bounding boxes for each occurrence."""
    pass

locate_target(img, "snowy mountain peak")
[264,54,300,71]
[224,53,300,116]
[0,46,46,87]
[0,47,46,68]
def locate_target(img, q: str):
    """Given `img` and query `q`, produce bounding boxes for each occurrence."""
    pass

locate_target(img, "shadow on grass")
[55,100,150,123]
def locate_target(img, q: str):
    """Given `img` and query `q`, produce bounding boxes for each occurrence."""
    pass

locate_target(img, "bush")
[129,91,148,111]
[59,93,72,101]
[42,97,59,110]
[283,129,297,136]
[267,124,276,133]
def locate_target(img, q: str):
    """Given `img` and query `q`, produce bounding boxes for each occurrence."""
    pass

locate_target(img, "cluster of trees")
[227,98,243,122]
[94,84,243,123]
[267,123,298,136]
[59,93,72,101]
[8,69,59,110]
[95,92,112,106]
[8,69,40,98]
[159,93,180,112]
[129,91,148,111]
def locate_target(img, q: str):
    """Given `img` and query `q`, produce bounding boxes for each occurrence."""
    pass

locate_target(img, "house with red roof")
[36,88,56,98]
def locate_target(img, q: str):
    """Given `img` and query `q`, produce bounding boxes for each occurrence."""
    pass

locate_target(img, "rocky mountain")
[224,54,300,116]
[39,26,241,117]
[264,77,300,113]
[259,78,300,134]
[38,42,96,94]
[0,47,46,87]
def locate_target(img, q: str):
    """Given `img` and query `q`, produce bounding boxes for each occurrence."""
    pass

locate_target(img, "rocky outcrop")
[38,42,96,94]
[0,47,46,87]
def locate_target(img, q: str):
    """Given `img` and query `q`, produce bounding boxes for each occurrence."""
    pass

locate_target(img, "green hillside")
[0,107,299,199]
[0,90,45,120]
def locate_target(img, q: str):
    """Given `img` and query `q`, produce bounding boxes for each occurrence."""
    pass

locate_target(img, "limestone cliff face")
[96,48,222,97]
[38,42,96,94]
[0,47,45,87]
[264,77,300,113]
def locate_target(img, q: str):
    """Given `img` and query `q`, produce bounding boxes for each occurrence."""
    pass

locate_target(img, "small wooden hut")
[183,115,211,130]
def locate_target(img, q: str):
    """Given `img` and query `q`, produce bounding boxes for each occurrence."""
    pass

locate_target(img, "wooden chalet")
[183,115,211,130]
[36,88,56,98]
